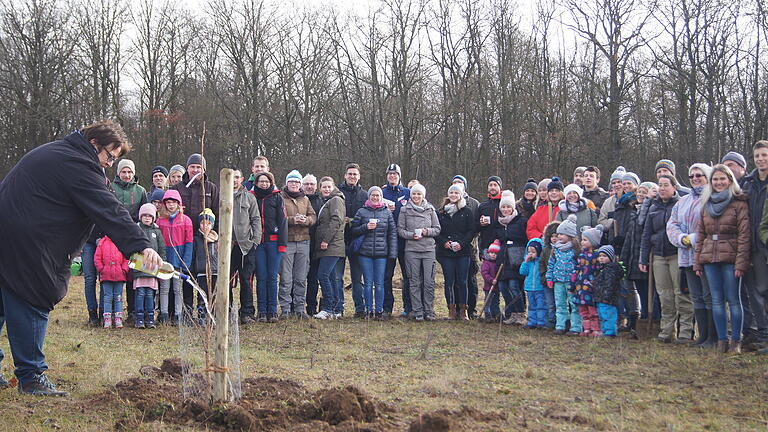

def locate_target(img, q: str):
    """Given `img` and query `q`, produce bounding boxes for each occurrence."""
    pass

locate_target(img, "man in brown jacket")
[279,170,317,318]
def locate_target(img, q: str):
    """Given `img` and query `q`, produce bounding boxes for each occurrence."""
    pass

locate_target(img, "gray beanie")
[117,159,135,174]
[368,186,382,197]
[598,245,615,262]
[581,224,604,248]
[411,183,426,197]
[169,164,185,176]
[610,166,627,182]
[556,214,578,238]
[186,153,206,170]
[721,151,747,169]
[622,172,640,186]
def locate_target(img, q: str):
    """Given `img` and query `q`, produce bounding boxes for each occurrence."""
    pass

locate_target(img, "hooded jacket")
[112,176,148,221]
[0,131,150,310]
[94,236,130,282]
[539,221,560,288]
[520,238,545,291]
[397,200,441,254]
[252,185,288,252]
[158,210,194,272]
[171,171,219,232]
[233,187,262,255]
[666,186,706,268]
[351,203,398,258]
[132,221,167,280]
[281,188,317,242]
[696,195,751,273]
[640,194,680,265]
[314,189,346,258]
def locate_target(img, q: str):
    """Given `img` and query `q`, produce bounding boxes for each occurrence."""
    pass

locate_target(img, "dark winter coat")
[584,187,609,209]
[171,172,219,232]
[0,131,151,310]
[516,198,537,221]
[640,194,680,265]
[593,262,624,306]
[112,177,148,221]
[497,215,529,280]
[477,196,502,252]
[436,205,475,258]
[338,181,368,244]
[610,193,638,252]
[351,204,398,259]
[252,186,288,252]
[307,192,324,253]
[619,205,646,281]
[132,222,167,280]
[193,230,219,275]
[742,169,768,253]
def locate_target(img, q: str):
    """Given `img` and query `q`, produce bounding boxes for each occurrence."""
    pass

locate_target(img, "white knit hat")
[563,183,583,199]
[499,190,516,208]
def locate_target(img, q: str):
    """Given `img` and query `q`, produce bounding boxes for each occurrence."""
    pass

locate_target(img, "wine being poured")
[128,253,189,281]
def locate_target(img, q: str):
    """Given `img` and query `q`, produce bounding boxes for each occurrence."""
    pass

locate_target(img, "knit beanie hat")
[638,181,658,191]
[538,178,552,190]
[499,190,516,208]
[368,186,383,197]
[152,165,169,178]
[721,151,747,169]
[655,159,676,175]
[448,183,464,195]
[598,245,616,262]
[162,189,183,206]
[556,214,578,237]
[285,169,302,184]
[547,177,564,191]
[529,240,543,256]
[488,175,502,188]
[573,166,587,176]
[487,239,501,255]
[563,183,583,199]
[581,224,604,248]
[386,163,402,177]
[199,208,215,224]
[689,163,713,179]
[610,166,627,182]
[117,159,135,174]
[411,183,426,197]
[186,153,207,170]
[452,175,468,189]
[523,178,538,192]
[149,188,166,203]
[138,203,157,221]
[622,172,640,185]
[169,164,185,176]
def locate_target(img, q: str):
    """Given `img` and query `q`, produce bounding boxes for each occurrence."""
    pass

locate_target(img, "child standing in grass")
[94,236,129,329]
[520,238,546,328]
[194,208,218,324]
[593,245,625,338]
[481,240,501,318]
[546,215,581,335]
[133,203,167,329]
[574,225,604,336]
[539,221,561,329]
[157,189,193,324]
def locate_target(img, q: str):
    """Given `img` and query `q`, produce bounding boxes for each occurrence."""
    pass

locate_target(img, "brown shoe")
[729,340,742,354]
[447,304,456,320]
[459,304,469,321]
[717,340,729,353]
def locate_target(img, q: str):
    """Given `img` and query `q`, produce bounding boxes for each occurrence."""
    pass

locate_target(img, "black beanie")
[547,177,564,191]
[523,178,537,192]
[488,175,502,188]
[152,165,169,177]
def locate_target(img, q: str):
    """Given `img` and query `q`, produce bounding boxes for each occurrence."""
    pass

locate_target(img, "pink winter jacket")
[94,237,129,282]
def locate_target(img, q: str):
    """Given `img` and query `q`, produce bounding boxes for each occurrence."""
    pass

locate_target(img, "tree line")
[0,0,765,196]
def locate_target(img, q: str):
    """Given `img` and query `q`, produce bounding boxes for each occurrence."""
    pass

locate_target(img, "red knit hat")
[488,239,501,255]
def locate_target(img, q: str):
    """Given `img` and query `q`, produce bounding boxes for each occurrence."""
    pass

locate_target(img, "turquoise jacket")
[520,238,545,291]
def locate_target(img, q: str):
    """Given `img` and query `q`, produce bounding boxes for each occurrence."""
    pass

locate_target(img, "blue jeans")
[485,279,522,319]
[544,286,556,328]
[0,286,50,385]
[81,242,99,311]
[684,267,711,310]
[598,303,618,336]
[255,241,284,315]
[102,281,124,314]
[704,263,743,342]
[360,256,387,313]
[384,253,411,313]
[318,256,343,314]
[437,256,470,305]
[527,290,547,327]
[336,254,364,314]
[554,282,582,332]
[135,287,155,320]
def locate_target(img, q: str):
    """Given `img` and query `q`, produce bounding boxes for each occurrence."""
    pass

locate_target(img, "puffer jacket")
[132,222,167,280]
[666,186,706,268]
[281,189,317,242]
[619,204,646,281]
[526,201,560,240]
[112,177,148,221]
[539,221,560,287]
[593,262,624,306]
[351,204,397,259]
[640,194,680,265]
[252,186,288,252]
[695,195,751,273]
[546,244,577,284]
[555,198,598,233]
[94,236,129,282]
[435,204,475,258]
[397,201,441,254]
[315,189,346,258]
[520,238,544,291]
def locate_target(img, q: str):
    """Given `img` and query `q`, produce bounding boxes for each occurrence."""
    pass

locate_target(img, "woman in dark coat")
[436,184,475,320]
[0,120,160,396]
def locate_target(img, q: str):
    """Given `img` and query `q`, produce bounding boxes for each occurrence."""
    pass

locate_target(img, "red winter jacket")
[526,202,560,240]
[94,236,129,282]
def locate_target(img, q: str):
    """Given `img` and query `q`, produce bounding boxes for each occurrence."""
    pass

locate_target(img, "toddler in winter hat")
[580,225,604,249]
[556,214,578,238]
[488,239,501,256]
[597,245,615,262]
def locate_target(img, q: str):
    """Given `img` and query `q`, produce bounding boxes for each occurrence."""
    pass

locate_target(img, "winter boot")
[87,309,99,327]
[114,312,124,329]
[628,312,639,340]
[690,309,709,347]
[158,313,168,324]
[459,304,469,321]
[717,340,729,353]
[145,313,156,329]
[103,313,112,329]
[729,340,742,354]
[702,310,717,348]
[448,304,456,320]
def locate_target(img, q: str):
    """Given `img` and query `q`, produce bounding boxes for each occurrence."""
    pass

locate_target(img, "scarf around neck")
[366,199,386,209]
[553,240,573,251]
[282,186,305,199]
[706,189,733,218]
[498,210,518,226]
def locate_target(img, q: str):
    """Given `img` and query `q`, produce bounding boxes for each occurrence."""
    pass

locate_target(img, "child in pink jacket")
[94,236,129,328]
[481,240,501,317]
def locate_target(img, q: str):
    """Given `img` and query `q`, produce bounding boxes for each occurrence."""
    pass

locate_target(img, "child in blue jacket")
[546,215,581,335]
[520,238,546,328]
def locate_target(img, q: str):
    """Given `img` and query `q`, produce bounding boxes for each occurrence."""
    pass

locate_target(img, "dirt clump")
[408,412,452,432]
[408,406,507,432]
[160,357,185,378]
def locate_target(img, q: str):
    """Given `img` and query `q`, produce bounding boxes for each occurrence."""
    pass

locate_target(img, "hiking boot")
[424,314,436,322]
[458,304,469,321]
[240,315,256,325]
[267,314,279,323]
[447,304,456,320]
[629,329,639,340]
[332,312,343,319]
[146,319,156,329]
[87,309,99,327]
[717,340,729,353]
[158,313,169,324]
[729,341,742,354]
[135,319,145,329]
[18,374,69,397]
[103,313,112,329]
[354,311,367,319]
[374,312,384,321]
[279,311,291,320]
[114,312,124,329]
[0,375,10,389]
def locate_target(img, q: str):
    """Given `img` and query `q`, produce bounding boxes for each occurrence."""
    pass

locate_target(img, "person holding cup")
[351,186,398,319]
[279,170,317,319]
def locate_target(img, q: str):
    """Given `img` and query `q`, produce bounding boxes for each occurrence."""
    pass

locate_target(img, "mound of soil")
[408,406,508,432]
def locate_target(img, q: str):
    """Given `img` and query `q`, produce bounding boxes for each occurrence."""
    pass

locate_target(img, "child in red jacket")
[94,236,129,328]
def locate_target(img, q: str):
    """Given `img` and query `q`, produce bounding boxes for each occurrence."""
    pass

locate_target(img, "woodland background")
[0,0,767,196]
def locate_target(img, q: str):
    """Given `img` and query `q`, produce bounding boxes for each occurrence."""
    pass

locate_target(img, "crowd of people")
[80,143,768,357]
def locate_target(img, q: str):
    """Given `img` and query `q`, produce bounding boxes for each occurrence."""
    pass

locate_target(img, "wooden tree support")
[213,168,234,402]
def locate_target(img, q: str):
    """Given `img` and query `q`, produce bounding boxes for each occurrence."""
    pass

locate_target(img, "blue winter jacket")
[351,205,398,259]
[546,244,577,284]
[382,183,410,251]
[520,238,544,291]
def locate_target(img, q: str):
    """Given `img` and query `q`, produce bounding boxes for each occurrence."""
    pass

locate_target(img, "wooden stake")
[213,168,234,402]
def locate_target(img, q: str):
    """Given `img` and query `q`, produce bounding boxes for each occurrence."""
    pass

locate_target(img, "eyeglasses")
[103,149,119,163]
[688,173,706,179]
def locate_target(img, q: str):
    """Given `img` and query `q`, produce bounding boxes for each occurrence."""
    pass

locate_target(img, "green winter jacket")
[112,177,148,222]
[314,188,346,259]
